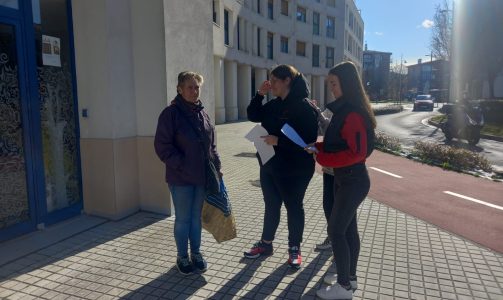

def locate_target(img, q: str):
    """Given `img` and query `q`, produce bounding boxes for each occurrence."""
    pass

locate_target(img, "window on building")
[327,0,336,7]
[312,44,320,67]
[257,27,261,56]
[313,12,320,35]
[281,0,288,16]
[280,36,289,53]
[326,16,335,39]
[224,9,230,46]
[349,12,354,29]
[268,0,274,19]
[296,6,306,22]
[296,41,306,56]
[267,32,274,59]
[237,17,241,50]
[257,0,261,14]
[212,0,219,24]
[326,46,334,68]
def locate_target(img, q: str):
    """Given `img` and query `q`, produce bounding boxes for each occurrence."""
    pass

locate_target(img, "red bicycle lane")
[366,150,503,254]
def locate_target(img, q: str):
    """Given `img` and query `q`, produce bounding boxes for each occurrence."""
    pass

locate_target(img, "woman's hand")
[304,143,319,154]
[261,135,278,146]
[258,80,271,96]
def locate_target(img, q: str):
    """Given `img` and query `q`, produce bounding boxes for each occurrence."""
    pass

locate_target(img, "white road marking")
[369,167,403,178]
[444,191,503,211]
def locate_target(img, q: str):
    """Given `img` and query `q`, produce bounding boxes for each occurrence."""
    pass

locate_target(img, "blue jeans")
[169,185,205,257]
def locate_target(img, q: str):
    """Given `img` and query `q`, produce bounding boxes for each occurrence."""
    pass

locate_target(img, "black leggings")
[260,167,313,247]
[323,172,335,222]
[328,163,370,286]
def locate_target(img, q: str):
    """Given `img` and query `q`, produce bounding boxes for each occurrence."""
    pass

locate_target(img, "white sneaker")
[316,237,332,250]
[316,283,353,300]
[323,273,358,291]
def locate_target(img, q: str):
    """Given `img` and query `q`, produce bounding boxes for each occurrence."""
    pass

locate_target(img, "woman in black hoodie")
[243,65,318,269]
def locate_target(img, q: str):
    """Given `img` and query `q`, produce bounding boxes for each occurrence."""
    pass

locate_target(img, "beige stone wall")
[72,0,183,220]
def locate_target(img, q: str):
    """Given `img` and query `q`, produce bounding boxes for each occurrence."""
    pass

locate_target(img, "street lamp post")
[398,55,406,106]
[424,51,436,107]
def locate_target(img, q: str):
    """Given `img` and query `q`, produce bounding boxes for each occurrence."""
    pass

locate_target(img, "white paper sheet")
[245,125,275,164]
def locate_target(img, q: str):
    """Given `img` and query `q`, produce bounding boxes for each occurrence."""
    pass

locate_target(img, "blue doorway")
[0,0,82,242]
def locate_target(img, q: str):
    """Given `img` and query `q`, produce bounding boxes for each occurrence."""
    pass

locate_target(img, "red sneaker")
[243,241,273,258]
[288,246,302,269]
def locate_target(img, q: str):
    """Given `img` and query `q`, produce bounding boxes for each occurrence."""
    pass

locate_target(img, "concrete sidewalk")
[0,121,502,299]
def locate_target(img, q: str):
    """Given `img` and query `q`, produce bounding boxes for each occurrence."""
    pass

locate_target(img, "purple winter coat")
[154,95,221,186]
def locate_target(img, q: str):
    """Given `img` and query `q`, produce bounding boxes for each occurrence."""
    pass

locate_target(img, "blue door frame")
[0,0,83,242]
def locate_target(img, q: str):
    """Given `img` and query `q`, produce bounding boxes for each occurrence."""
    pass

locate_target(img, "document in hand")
[245,124,275,164]
[281,123,317,152]
[281,123,308,148]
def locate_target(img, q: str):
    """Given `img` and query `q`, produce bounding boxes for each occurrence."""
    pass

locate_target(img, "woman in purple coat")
[154,71,222,275]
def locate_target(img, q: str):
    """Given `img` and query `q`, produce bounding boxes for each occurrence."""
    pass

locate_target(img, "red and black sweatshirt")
[314,100,369,168]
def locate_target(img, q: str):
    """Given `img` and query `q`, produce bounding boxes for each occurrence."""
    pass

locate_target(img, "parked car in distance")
[413,94,434,111]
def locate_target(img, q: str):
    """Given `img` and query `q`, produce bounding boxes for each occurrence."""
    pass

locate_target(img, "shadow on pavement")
[0,213,166,282]
[210,256,264,298]
[239,251,331,299]
[122,267,208,299]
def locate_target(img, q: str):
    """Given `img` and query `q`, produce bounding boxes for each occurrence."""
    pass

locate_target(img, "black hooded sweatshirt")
[247,74,318,177]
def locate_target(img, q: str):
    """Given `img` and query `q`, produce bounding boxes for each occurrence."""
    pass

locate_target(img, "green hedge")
[479,100,503,124]
[373,105,403,116]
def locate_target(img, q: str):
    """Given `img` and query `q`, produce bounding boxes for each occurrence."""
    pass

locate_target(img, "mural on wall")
[38,64,80,212]
[0,52,30,229]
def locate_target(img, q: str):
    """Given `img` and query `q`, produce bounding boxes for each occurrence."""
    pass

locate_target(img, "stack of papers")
[245,125,275,164]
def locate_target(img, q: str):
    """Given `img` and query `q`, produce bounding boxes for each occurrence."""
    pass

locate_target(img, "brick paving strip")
[0,121,502,299]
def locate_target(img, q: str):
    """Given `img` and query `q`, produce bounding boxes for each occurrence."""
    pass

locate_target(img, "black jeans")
[323,173,335,222]
[328,163,370,286]
[260,167,313,247]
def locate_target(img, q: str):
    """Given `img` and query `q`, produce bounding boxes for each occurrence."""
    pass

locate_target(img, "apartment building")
[212,0,364,123]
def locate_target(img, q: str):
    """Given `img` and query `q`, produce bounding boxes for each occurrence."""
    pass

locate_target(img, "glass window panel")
[34,0,81,212]
[0,23,30,229]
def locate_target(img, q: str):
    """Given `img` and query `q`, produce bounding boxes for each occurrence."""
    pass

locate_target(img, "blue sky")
[355,0,447,66]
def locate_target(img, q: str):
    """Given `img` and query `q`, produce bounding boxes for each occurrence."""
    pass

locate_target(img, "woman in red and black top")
[309,61,376,300]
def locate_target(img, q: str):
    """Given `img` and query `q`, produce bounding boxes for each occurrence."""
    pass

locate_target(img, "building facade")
[407,59,450,101]
[362,49,391,100]
[212,0,364,123]
[0,0,363,242]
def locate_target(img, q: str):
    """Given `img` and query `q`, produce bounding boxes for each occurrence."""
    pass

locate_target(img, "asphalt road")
[375,103,503,169]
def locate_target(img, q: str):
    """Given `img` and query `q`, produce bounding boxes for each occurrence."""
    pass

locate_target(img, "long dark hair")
[328,61,376,129]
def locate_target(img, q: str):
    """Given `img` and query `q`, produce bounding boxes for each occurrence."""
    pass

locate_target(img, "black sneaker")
[243,241,273,258]
[288,246,302,269]
[191,252,207,272]
[176,256,194,275]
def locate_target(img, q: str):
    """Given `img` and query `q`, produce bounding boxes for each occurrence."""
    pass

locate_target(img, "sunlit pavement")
[0,121,502,299]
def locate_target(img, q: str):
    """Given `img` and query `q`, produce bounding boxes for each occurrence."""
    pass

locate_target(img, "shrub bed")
[375,131,402,153]
[373,105,403,116]
[411,141,492,172]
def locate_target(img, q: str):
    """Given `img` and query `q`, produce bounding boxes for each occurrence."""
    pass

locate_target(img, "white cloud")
[375,31,384,36]
[421,19,434,28]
